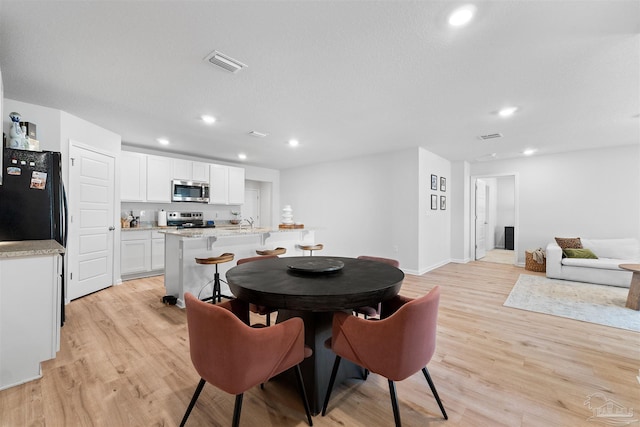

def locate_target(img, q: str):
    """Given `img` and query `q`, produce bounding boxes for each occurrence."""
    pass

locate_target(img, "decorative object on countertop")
[230,211,241,225]
[279,223,304,229]
[121,211,133,228]
[157,209,167,227]
[281,205,293,224]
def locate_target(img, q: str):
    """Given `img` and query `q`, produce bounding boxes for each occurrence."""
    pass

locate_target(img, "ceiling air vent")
[478,133,503,141]
[204,50,247,73]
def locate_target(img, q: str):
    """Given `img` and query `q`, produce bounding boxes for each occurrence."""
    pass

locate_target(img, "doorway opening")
[472,174,517,265]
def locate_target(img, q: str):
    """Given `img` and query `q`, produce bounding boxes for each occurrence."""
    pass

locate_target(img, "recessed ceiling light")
[288,139,299,147]
[157,138,169,145]
[238,153,247,160]
[498,106,518,117]
[523,148,537,156]
[201,115,216,124]
[448,4,477,27]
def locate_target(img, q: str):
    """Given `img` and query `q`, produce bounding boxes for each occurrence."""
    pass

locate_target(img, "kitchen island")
[0,240,64,390]
[160,227,315,308]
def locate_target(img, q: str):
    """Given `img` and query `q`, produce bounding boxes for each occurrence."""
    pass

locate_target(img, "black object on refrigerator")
[0,148,68,325]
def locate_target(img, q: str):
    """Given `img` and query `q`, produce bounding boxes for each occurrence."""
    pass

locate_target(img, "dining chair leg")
[321,355,342,416]
[422,367,448,419]
[232,394,244,427]
[180,378,206,427]
[294,364,313,426]
[388,379,402,427]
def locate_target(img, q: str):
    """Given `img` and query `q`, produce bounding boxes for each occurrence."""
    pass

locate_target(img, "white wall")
[281,147,451,274]
[419,148,451,273]
[3,99,62,153]
[469,145,640,264]
[450,161,470,263]
[495,176,515,248]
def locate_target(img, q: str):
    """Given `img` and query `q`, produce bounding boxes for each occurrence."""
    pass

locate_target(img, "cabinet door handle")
[108,226,115,231]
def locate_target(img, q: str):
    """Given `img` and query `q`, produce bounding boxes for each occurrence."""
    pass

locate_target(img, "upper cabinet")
[192,161,209,182]
[120,151,242,205]
[121,151,147,202]
[173,159,210,183]
[146,155,173,203]
[209,164,245,205]
[228,166,245,205]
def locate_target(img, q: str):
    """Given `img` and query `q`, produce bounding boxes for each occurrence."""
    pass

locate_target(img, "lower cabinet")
[0,253,61,390]
[121,230,165,280]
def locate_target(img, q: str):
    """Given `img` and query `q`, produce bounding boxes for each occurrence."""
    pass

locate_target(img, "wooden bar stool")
[195,253,235,303]
[256,247,287,256]
[298,243,323,256]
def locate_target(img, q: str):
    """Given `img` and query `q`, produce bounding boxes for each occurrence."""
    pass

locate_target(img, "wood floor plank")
[1,262,638,426]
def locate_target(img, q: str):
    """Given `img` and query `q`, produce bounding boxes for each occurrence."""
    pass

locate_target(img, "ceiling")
[0,1,638,170]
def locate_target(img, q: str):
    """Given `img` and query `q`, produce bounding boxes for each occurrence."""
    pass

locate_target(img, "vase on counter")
[230,211,241,225]
[282,205,294,225]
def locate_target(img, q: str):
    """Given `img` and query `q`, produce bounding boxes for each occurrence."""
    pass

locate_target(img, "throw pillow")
[562,248,598,259]
[555,237,583,249]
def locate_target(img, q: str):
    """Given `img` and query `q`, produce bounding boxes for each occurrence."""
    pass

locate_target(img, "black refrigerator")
[0,148,68,325]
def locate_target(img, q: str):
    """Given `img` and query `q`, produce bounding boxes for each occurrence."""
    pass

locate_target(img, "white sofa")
[546,238,640,288]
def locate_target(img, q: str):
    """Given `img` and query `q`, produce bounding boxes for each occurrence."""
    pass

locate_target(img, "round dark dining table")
[226,256,405,414]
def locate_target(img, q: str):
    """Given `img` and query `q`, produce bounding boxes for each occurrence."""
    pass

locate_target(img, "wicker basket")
[525,250,546,272]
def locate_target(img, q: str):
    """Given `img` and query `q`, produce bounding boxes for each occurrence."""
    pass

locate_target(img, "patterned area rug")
[504,274,640,332]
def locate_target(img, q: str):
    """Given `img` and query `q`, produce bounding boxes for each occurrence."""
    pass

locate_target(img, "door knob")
[108,226,115,231]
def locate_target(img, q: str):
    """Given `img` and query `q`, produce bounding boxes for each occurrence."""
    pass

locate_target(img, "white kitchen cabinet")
[121,231,151,275]
[192,161,209,182]
[209,164,229,204]
[0,252,61,390]
[209,164,245,205]
[173,159,191,181]
[228,166,245,204]
[173,159,210,183]
[151,231,165,271]
[121,151,147,202]
[121,230,165,279]
[146,155,173,203]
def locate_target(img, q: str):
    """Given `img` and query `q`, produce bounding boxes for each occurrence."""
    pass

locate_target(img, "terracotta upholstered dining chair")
[353,255,400,319]
[322,286,447,426]
[236,255,279,326]
[180,292,313,427]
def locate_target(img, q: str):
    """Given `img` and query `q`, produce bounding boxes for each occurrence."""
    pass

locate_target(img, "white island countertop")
[158,226,311,238]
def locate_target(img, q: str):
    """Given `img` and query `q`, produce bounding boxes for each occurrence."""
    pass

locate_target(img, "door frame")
[66,140,118,302]
[469,173,519,265]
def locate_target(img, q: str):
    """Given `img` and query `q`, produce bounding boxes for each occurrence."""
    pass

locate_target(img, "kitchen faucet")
[241,217,255,230]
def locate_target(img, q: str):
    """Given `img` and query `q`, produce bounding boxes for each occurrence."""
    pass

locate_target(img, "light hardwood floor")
[1,262,638,426]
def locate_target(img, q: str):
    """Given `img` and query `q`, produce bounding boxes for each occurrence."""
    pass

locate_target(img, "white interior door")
[68,143,115,300]
[243,188,260,227]
[475,179,487,260]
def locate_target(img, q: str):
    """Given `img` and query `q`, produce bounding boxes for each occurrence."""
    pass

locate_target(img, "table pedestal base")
[626,272,640,310]
[277,309,364,415]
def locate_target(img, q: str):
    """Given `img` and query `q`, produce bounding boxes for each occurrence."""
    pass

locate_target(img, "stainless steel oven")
[171,179,210,203]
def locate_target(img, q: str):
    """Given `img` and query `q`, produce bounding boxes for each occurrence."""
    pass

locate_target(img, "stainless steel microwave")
[171,179,210,203]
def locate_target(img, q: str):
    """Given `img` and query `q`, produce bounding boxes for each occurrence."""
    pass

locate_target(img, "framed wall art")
[440,176,446,192]
[431,194,438,210]
[431,174,438,191]
[440,195,446,210]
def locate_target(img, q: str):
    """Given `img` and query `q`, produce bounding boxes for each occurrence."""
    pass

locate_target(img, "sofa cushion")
[562,248,598,259]
[555,237,582,249]
[561,257,634,271]
[581,238,640,260]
